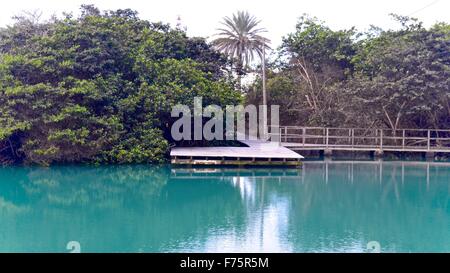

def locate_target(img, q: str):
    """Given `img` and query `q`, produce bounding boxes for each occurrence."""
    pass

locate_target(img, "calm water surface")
[0,161,449,253]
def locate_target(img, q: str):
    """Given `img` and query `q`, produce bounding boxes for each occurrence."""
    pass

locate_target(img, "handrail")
[268,126,450,152]
[268,125,450,133]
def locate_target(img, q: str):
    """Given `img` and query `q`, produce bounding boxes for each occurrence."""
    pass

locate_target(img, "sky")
[0,0,448,48]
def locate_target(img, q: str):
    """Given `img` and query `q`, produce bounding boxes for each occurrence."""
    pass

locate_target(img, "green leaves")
[249,14,449,131]
[46,104,89,123]
[0,5,241,165]
[213,11,270,89]
[0,119,30,141]
[348,22,450,129]
[47,128,90,145]
[281,14,356,77]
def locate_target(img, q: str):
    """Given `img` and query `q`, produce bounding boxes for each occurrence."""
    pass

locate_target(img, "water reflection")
[0,162,449,252]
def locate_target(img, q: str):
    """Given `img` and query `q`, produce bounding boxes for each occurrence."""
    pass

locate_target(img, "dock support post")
[373,149,384,160]
[425,151,435,161]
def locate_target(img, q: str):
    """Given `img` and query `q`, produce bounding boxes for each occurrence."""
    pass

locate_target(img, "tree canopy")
[1,7,449,165]
[0,5,241,165]
[248,14,450,130]
[213,11,270,88]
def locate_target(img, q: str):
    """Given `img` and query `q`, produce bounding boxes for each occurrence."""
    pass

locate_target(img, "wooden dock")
[170,126,450,166]
[170,138,303,167]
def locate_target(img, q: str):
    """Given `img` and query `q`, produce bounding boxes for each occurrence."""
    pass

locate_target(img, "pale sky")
[0,0,449,48]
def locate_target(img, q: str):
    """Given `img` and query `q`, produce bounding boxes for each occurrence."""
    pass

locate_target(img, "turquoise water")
[0,161,449,253]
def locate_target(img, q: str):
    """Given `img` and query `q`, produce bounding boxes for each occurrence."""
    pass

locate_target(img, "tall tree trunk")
[236,58,243,91]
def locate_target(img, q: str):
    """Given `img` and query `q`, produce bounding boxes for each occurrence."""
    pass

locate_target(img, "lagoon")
[0,161,449,253]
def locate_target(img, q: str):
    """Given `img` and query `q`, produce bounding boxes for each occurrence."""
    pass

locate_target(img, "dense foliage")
[0,5,241,165]
[1,7,449,166]
[248,15,450,130]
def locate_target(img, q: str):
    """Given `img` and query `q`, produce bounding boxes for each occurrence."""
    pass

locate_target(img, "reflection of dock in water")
[170,167,302,179]
[301,160,449,187]
[170,160,447,190]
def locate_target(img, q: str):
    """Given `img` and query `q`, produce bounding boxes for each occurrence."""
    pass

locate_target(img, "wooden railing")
[269,126,450,152]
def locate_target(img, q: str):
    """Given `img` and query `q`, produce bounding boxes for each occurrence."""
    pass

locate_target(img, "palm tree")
[213,11,270,89]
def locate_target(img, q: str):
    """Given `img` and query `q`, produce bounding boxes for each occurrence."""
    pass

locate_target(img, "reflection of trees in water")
[0,165,250,252]
[225,173,298,252]
[154,176,248,252]
[281,162,450,252]
[0,163,448,252]
[0,197,27,213]
[221,163,449,252]
[20,165,170,208]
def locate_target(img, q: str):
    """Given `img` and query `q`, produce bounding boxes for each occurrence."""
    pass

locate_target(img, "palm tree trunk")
[236,57,243,91]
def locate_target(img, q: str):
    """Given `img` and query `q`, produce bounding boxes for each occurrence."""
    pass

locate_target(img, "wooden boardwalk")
[274,126,450,154]
[170,126,450,166]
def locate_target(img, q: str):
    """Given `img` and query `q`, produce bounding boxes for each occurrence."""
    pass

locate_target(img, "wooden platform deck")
[170,138,303,167]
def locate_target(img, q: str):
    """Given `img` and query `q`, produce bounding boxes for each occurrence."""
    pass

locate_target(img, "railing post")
[323,128,326,145]
[351,129,354,148]
[402,130,405,149]
[302,127,306,147]
[427,130,431,151]
[347,128,352,145]
[278,126,282,145]
[326,128,329,148]
[375,129,378,146]
[380,129,383,150]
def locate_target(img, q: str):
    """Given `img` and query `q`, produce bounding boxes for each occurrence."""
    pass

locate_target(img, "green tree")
[0,5,241,165]
[281,14,356,79]
[249,14,449,133]
[347,16,450,131]
[213,11,270,89]
[247,15,355,127]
